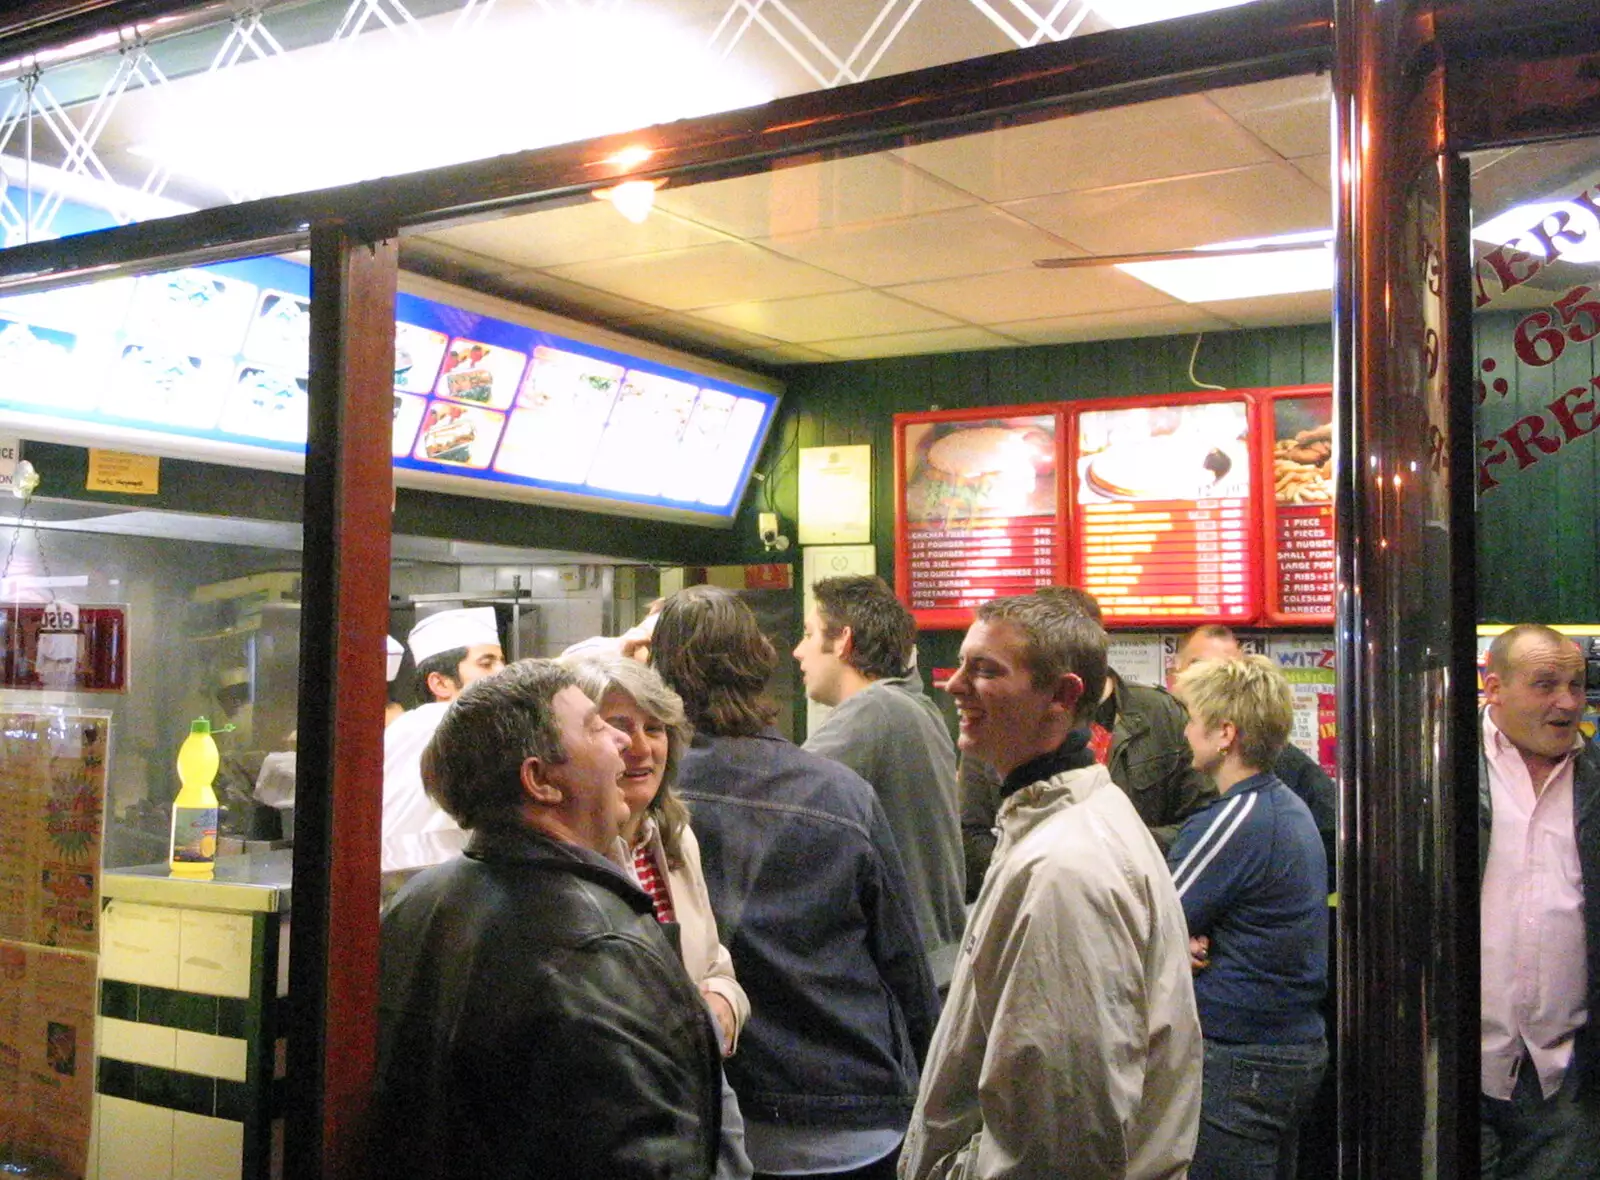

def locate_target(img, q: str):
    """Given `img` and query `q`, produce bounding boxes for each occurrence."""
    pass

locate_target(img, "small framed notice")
[798,444,871,545]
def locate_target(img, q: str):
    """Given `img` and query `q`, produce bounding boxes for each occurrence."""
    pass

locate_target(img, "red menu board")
[895,408,1065,629]
[1072,394,1260,625]
[1262,387,1335,624]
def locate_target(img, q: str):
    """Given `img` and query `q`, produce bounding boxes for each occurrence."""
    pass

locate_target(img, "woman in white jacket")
[564,653,752,1179]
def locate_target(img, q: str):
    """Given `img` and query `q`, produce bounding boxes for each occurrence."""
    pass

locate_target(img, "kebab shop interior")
[0,1,1596,1176]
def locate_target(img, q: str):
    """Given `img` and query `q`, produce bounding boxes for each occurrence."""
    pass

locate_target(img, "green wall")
[1475,308,1600,623]
[751,324,1335,680]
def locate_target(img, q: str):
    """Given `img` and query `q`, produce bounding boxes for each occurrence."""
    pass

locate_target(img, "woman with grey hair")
[563,652,753,1180]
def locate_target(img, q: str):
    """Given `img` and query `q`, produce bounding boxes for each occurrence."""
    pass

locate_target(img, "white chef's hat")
[407,607,499,664]
[386,635,404,682]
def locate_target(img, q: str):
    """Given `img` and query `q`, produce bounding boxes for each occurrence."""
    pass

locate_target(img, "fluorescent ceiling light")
[127,7,771,201]
[1117,230,1332,302]
[1089,0,1258,28]
[1473,200,1600,264]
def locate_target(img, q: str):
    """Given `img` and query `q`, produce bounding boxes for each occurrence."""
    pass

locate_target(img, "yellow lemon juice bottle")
[169,717,221,880]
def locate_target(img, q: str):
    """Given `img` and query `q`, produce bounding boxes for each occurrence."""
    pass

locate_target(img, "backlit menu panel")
[1264,390,1334,622]
[897,411,1062,628]
[1075,397,1258,624]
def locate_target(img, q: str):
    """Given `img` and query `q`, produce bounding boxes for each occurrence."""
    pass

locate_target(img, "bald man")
[1480,624,1600,1179]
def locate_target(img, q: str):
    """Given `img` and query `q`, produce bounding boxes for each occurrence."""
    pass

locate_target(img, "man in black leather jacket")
[374,659,722,1180]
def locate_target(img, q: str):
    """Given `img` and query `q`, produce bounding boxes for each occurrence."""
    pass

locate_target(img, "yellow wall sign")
[86,450,160,495]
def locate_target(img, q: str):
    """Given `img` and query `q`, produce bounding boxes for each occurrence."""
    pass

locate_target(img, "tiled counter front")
[91,854,289,1180]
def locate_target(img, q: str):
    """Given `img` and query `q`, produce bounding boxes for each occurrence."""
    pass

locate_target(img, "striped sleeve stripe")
[1172,791,1258,899]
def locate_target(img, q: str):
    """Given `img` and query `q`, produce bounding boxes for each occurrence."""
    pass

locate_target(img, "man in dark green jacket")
[959,587,1213,898]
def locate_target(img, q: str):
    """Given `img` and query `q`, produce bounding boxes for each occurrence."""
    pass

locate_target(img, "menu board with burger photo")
[894,408,1064,629]
[1260,387,1335,624]
[1073,394,1260,625]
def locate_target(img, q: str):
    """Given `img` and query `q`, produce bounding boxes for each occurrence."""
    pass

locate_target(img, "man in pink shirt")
[1480,624,1600,1178]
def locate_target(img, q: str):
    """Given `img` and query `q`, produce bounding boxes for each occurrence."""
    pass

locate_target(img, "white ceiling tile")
[544,241,858,310]
[890,265,1177,324]
[1206,74,1332,159]
[401,236,523,277]
[994,304,1235,345]
[654,154,977,239]
[1003,163,1330,255]
[1293,154,1332,191]
[418,202,730,269]
[625,312,787,353]
[892,94,1277,203]
[760,204,1078,286]
[1197,289,1333,328]
[746,343,836,365]
[692,289,960,343]
[484,269,663,321]
[810,327,1015,361]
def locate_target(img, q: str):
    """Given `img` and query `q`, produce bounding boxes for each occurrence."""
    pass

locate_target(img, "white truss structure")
[0,0,1180,241]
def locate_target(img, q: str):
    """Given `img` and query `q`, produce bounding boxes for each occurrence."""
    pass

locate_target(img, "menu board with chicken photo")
[1261,387,1334,623]
[1073,394,1259,625]
[895,409,1064,628]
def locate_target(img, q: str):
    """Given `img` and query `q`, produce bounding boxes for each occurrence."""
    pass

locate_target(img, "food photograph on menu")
[104,344,223,430]
[898,413,1060,623]
[394,322,450,395]
[122,268,256,352]
[1267,392,1335,620]
[0,319,82,411]
[586,370,701,497]
[1075,398,1256,623]
[220,365,308,443]
[413,401,506,469]
[391,390,429,458]
[495,345,626,485]
[433,337,526,411]
[241,289,311,374]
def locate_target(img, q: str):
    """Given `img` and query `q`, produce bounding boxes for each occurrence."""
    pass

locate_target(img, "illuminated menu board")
[1074,396,1259,624]
[0,257,779,526]
[1262,389,1334,623]
[895,409,1064,629]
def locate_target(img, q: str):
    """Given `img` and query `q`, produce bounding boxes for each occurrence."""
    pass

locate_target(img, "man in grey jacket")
[900,593,1200,1180]
[795,576,966,985]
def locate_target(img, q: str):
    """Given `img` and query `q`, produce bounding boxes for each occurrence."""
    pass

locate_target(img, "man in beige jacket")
[900,594,1200,1179]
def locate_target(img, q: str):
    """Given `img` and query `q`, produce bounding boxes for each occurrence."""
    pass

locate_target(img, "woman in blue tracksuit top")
[1167,654,1329,1180]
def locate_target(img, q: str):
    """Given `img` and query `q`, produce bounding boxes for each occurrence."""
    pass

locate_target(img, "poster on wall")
[894,408,1063,630]
[1073,394,1260,625]
[0,710,110,952]
[1266,636,1337,775]
[0,940,97,1179]
[0,605,127,693]
[1261,387,1335,623]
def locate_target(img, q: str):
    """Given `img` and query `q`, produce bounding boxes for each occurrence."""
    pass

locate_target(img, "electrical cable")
[1188,333,1227,391]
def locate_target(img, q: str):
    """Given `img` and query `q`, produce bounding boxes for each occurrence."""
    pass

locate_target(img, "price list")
[1274,504,1335,616]
[906,516,1058,611]
[1080,499,1255,622]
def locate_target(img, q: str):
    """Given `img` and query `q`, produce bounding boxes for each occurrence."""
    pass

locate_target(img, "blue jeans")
[1481,1061,1600,1179]
[1192,1038,1329,1180]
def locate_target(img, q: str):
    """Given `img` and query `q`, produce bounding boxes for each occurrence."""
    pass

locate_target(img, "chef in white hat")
[382,607,505,875]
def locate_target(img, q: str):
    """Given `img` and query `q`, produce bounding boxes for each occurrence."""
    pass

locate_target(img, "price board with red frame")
[1258,385,1335,625]
[894,405,1067,630]
[1070,390,1262,626]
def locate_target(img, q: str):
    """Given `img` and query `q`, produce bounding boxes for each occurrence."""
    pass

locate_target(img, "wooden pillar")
[286,223,397,1180]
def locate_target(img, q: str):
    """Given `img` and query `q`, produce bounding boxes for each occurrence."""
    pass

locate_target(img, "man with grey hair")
[374,659,723,1180]
[900,594,1200,1179]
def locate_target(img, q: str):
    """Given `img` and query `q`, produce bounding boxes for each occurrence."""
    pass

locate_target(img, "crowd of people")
[365,584,1593,1180]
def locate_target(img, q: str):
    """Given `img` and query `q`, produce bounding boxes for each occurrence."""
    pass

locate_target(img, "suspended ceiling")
[405,72,1336,366]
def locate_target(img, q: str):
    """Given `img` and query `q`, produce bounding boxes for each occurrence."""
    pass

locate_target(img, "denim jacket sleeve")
[862,793,942,1064]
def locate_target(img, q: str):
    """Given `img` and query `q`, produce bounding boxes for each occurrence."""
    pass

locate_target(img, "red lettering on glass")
[1500,414,1563,469]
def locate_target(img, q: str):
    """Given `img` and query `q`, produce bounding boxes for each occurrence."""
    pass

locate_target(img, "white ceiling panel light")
[1114,230,1333,302]
[1088,0,1260,28]
[126,6,772,200]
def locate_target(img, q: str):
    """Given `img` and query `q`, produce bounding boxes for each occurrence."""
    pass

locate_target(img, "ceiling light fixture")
[595,179,665,224]
[1088,0,1256,28]
[1034,230,1333,302]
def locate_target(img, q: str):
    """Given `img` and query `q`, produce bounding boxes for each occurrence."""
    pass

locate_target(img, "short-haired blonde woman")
[1167,654,1329,1180]
[562,653,754,1180]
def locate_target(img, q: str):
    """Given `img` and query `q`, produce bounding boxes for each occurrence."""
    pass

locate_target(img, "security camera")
[760,526,779,546]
